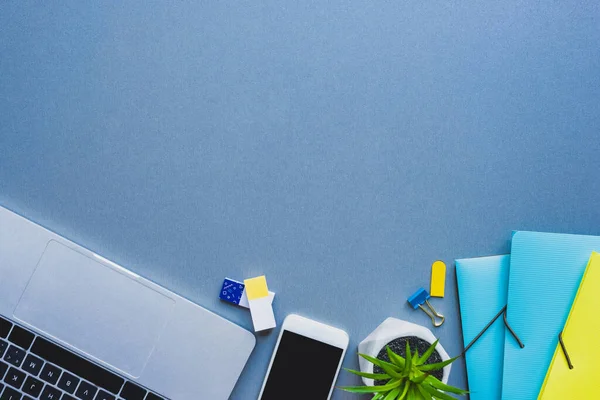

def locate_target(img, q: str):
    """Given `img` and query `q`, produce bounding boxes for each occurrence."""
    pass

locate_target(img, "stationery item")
[407,288,445,327]
[456,255,510,400]
[239,285,275,308]
[462,305,523,356]
[502,231,600,400]
[430,260,446,297]
[244,276,276,332]
[219,278,245,305]
[538,252,600,399]
[219,278,275,309]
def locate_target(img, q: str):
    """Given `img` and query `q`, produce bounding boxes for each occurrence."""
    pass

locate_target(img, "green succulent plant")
[340,340,467,400]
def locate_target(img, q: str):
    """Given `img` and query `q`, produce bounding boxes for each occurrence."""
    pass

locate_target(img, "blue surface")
[1,2,600,399]
[456,255,510,400]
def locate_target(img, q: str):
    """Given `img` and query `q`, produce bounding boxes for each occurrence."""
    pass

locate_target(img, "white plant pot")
[357,317,451,386]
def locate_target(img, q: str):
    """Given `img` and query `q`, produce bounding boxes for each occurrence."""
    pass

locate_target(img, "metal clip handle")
[418,300,445,327]
[503,309,525,349]
[462,305,524,357]
[558,331,573,369]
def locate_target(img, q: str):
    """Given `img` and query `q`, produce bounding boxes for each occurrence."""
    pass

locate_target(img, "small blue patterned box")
[219,278,245,305]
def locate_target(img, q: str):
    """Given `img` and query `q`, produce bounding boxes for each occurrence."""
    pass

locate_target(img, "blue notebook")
[502,231,600,400]
[456,255,509,400]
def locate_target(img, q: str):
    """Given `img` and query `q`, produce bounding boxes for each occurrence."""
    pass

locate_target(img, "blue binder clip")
[408,288,445,327]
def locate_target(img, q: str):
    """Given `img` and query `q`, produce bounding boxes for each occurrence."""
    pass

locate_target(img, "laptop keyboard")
[0,315,165,400]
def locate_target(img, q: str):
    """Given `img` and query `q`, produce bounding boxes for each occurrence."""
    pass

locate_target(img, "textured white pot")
[357,317,451,386]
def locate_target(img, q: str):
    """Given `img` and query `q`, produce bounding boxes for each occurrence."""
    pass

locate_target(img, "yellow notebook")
[538,252,600,399]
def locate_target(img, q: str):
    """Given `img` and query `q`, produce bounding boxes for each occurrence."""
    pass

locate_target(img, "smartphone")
[258,314,349,400]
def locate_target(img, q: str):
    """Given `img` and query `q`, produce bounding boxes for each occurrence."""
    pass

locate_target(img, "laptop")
[0,206,256,400]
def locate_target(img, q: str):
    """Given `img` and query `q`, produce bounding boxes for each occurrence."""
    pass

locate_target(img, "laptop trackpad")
[14,240,174,378]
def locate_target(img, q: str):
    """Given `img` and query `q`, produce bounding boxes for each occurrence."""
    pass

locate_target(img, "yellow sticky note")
[244,276,269,300]
[430,261,446,298]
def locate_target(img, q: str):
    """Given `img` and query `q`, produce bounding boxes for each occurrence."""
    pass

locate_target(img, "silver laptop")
[0,206,255,400]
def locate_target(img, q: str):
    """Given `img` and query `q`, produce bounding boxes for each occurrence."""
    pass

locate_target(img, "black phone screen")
[260,330,344,400]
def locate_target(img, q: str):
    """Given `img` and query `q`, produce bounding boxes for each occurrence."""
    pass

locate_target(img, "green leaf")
[405,341,413,365]
[421,384,459,400]
[411,372,430,384]
[404,341,413,375]
[386,346,406,369]
[425,376,468,395]
[398,382,412,400]
[398,382,411,400]
[384,387,401,400]
[417,340,439,365]
[339,386,384,394]
[375,379,403,392]
[372,394,384,400]
[359,353,402,372]
[408,384,423,400]
[344,368,391,381]
[378,361,403,379]
[419,356,459,372]
[340,379,403,393]
[417,385,433,400]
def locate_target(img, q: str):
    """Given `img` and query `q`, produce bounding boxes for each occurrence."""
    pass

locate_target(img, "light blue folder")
[502,231,600,400]
[456,255,509,400]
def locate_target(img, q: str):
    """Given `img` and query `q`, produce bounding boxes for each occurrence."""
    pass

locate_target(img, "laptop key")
[94,390,115,400]
[119,382,146,400]
[31,337,124,395]
[58,372,80,394]
[75,381,98,400]
[22,376,44,397]
[0,317,12,339]
[40,363,62,385]
[7,327,34,351]
[40,385,62,400]
[62,395,77,400]
[3,346,25,367]
[22,354,44,376]
[145,393,164,400]
[0,341,8,358]
[0,361,8,380]
[0,386,21,400]
[4,367,25,389]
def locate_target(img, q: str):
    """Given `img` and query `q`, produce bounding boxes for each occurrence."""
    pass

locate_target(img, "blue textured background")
[1,2,600,399]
